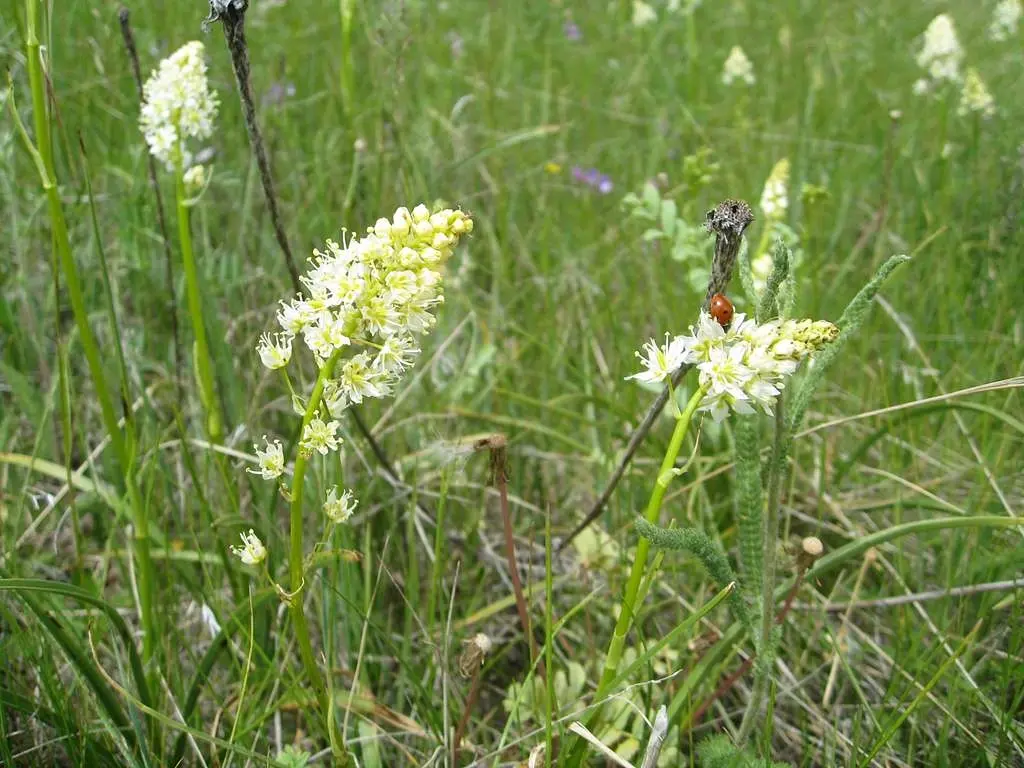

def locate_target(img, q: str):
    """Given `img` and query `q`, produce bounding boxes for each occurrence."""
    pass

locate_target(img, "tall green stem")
[738,394,786,744]
[18,0,156,657]
[591,385,708,711]
[175,173,223,443]
[288,349,350,764]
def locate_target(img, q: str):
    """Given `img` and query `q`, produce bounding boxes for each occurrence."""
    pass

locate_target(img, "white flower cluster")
[632,0,657,27]
[259,204,472,424]
[628,311,838,422]
[140,41,218,172]
[759,158,789,221]
[989,0,1021,41]
[721,46,756,86]
[958,68,996,118]
[913,14,963,94]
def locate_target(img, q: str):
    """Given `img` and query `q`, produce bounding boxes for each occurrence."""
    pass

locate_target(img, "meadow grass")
[1,0,1023,765]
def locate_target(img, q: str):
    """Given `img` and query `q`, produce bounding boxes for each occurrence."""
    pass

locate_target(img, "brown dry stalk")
[475,434,542,678]
[207,0,302,291]
[117,8,182,404]
[559,199,754,552]
[451,667,483,766]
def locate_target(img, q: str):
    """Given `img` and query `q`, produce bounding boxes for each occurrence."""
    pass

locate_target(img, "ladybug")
[709,293,734,326]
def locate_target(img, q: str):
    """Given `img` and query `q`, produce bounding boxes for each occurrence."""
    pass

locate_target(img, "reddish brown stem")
[476,435,542,678]
[452,669,483,766]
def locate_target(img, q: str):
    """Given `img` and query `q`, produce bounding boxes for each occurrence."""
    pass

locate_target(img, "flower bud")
[412,203,430,222]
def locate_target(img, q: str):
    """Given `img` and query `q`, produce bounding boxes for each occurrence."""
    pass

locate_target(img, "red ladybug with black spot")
[709,293,734,326]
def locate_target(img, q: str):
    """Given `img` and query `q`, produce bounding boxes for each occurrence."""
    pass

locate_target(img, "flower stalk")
[175,170,223,443]
[591,384,708,711]
[287,349,350,763]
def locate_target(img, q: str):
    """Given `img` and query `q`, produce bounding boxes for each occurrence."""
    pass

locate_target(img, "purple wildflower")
[571,166,614,195]
[564,20,582,41]
[264,81,296,106]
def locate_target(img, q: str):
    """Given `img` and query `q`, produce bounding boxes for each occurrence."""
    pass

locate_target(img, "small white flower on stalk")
[627,334,689,385]
[989,0,1021,41]
[182,164,206,192]
[958,68,996,119]
[248,436,285,479]
[915,14,963,87]
[632,0,657,27]
[231,529,267,566]
[300,418,341,456]
[257,332,293,370]
[140,41,218,172]
[722,46,756,86]
[759,159,790,221]
[323,486,358,523]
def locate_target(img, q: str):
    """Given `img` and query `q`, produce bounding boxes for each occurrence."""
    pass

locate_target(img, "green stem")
[18,0,155,658]
[591,385,707,716]
[738,394,785,744]
[175,172,223,443]
[288,349,350,763]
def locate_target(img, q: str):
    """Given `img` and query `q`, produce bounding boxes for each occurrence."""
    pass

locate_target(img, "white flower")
[323,486,358,523]
[248,436,285,479]
[698,343,756,421]
[300,418,341,456]
[183,164,206,192]
[231,529,267,566]
[989,0,1021,41]
[958,68,996,119]
[373,335,419,374]
[632,0,657,27]
[915,14,963,87]
[627,334,690,384]
[257,332,293,370]
[721,46,755,86]
[759,159,790,221]
[140,41,218,172]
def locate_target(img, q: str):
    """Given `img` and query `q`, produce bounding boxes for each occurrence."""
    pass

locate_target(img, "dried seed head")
[802,536,824,558]
[705,198,754,240]
[457,633,492,678]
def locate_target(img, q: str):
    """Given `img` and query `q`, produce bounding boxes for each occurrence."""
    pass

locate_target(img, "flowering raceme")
[721,46,756,86]
[628,311,838,422]
[253,204,472,458]
[958,68,996,118]
[140,41,218,172]
[913,14,963,94]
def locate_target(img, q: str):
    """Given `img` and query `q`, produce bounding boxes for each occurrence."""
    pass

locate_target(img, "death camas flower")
[989,0,1022,41]
[254,204,473,461]
[913,14,963,94]
[140,41,218,172]
[231,529,267,566]
[958,68,996,118]
[722,46,755,86]
[628,311,838,421]
[759,159,789,221]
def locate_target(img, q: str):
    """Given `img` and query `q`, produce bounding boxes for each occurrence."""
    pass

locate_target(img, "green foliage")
[755,241,790,322]
[732,416,763,594]
[697,734,791,768]
[634,518,751,629]
[788,254,911,434]
[621,181,714,293]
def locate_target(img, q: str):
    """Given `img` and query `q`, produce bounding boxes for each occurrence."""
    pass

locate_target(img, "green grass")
[2,0,1023,765]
